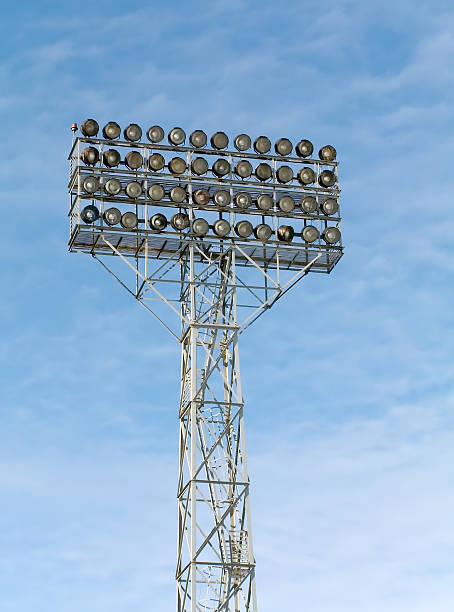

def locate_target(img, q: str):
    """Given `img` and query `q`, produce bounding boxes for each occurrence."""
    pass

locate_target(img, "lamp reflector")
[81,147,99,166]
[235,220,253,238]
[150,213,168,231]
[147,125,164,143]
[171,213,190,230]
[82,175,99,193]
[193,218,209,236]
[214,219,231,237]
[213,190,230,207]
[297,167,315,185]
[301,196,317,213]
[124,123,142,142]
[255,163,272,181]
[125,151,143,170]
[193,189,211,205]
[302,225,319,243]
[235,160,253,178]
[295,139,313,158]
[170,186,186,203]
[256,193,273,211]
[168,157,187,175]
[103,149,121,168]
[125,181,142,198]
[212,158,230,177]
[104,178,122,196]
[148,183,165,201]
[210,131,229,149]
[276,165,293,183]
[275,138,292,156]
[254,136,271,154]
[321,198,339,216]
[168,127,186,145]
[318,170,336,188]
[277,225,294,242]
[254,223,272,242]
[103,207,121,226]
[81,119,99,137]
[319,145,337,162]
[103,121,121,140]
[323,226,341,244]
[234,134,251,151]
[148,153,165,171]
[121,212,138,229]
[190,130,207,148]
[235,192,252,209]
[278,195,295,213]
[81,204,99,223]
[191,157,209,175]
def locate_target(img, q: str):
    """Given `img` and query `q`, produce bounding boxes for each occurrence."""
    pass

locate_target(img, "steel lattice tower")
[68,119,343,612]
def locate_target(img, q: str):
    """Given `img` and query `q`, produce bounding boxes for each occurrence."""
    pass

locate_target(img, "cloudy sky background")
[1,1,454,610]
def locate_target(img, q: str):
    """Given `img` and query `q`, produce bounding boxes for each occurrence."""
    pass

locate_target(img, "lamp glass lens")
[168,127,186,145]
[193,189,211,205]
[168,157,187,174]
[81,147,99,165]
[235,160,253,178]
[148,153,165,171]
[321,198,339,215]
[235,192,252,209]
[324,227,341,244]
[211,132,229,149]
[302,225,319,242]
[103,149,121,168]
[275,138,292,156]
[277,225,294,241]
[148,184,165,201]
[255,163,272,181]
[193,218,209,236]
[171,213,190,230]
[254,223,272,242]
[319,145,337,161]
[82,176,99,193]
[147,125,164,143]
[81,119,99,137]
[170,186,186,203]
[254,136,271,154]
[319,170,336,187]
[256,194,273,211]
[121,212,138,229]
[297,167,315,185]
[276,165,293,183]
[301,196,317,213]
[125,181,142,198]
[214,190,230,207]
[191,157,208,175]
[234,134,251,151]
[81,204,99,223]
[103,122,121,139]
[212,159,230,177]
[190,130,207,148]
[295,139,313,158]
[214,219,231,236]
[278,195,294,213]
[103,207,121,225]
[235,220,253,238]
[104,178,122,196]
[125,151,143,170]
[150,213,167,231]
[124,124,142,142]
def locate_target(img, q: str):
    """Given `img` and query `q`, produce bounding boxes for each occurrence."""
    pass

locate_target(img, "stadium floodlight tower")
[67,118,343,612]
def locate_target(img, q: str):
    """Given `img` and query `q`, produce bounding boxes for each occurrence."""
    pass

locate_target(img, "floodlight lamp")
[103,149,121,168]
[213,190,230,207]
[212,159,230,177]
[295,139,313,158]
[103,121,121,140]
[168,157,187,175]
[301,195,317,213]
[255,163,272,181]
[211,132,229,149]
[125,181,142,198]
[104,178,122,196]
[235,160,253,179]
[171,212,190,231]
[254,223,272,242]
[256,193,273,211]
[81,119,99,137]
[121,211,138,229]
[276,165,293,184]
[150,213,168,232]
[168,127,186,145]
[125,151,143,170]
[277,225,294,242]
[81,146,99,166]
[192,218,209,236]
[190,130,207,148]
[148,153,165,171]
[103,207,121,226]
[193,189,211,205]
[275,138,292,156]
[235,192,252,209]
[254,136,271,154]
[234,134,251,152]
[81,204,99,223]
[82,175,99,193]
[235,220,253,238]
[319,145,337,162]
[124,123,142,142]
[321,198,339,216]
[147,125,164,143]
[278,195,295,213]
[148,183,165,201]
[297,167,315,185]
[323,226,341,244]
[191,157,209,175]
[213,219,231,237]
[170,186,186,203]
[318,170,336,188]
[302,225,319,243]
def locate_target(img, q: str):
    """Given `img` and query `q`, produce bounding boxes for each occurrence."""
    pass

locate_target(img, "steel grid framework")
[68,122,343,612]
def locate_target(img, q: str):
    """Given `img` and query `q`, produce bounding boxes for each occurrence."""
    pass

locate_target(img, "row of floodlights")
[80,150,337,187]
[81,176,339,216]
[79,119,336,161]
[80,204,341,244]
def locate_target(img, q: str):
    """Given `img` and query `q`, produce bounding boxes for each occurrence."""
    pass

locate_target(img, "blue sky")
[1,1,454,610]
